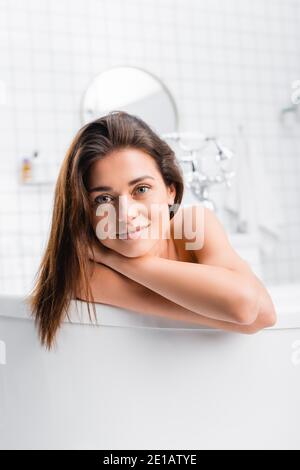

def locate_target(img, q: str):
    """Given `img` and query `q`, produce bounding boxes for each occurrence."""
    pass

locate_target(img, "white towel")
[223,128,256,233]
[223,127,284,256]
[0,340,6,365]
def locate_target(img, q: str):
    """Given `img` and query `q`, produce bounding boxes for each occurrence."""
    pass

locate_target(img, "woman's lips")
[117,224,150,240]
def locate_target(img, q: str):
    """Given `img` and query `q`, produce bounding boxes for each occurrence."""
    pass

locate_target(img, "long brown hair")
[27,110,184,350]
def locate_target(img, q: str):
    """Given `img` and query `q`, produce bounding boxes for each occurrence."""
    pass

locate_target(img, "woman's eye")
[94,195,113,205]
[135,185,150,195]
[93,185,150,205]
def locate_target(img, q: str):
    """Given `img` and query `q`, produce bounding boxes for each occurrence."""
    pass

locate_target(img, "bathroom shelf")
[20,181,55,186]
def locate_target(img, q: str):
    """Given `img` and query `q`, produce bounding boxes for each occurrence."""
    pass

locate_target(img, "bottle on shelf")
[20,157,32,183]
[20,150,54,185]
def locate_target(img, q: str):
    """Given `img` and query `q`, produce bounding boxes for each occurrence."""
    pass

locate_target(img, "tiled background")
[0,0,300,295]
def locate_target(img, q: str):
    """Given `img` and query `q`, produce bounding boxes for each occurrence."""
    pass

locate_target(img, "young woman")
[29,111,277,349]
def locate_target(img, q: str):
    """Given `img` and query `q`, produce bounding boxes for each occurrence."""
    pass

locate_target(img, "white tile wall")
[0,0,300,295]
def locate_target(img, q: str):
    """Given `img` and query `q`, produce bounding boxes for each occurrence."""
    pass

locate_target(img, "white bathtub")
[0,282,300,450]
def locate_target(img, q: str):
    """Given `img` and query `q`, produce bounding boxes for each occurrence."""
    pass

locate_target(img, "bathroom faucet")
[162,132,235,212]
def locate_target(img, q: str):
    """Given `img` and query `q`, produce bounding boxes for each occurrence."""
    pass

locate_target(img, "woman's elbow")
[232,286,277,333]
[230,286,261,325]
[240,311,277,335]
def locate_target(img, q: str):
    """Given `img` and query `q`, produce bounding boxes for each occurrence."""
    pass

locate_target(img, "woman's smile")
[117,223,151,240]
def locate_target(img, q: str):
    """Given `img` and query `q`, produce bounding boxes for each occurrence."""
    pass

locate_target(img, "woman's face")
[86,147,176,258]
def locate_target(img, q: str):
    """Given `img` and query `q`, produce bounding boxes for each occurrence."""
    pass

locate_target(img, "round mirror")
[80,66,179,134]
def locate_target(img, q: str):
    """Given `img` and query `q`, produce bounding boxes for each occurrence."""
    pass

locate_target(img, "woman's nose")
[117,195,139,223]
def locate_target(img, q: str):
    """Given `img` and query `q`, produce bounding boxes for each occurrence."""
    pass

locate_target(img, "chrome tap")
[162,132,235,212]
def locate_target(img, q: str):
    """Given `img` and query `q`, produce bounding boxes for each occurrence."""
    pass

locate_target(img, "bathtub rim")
[0,281,300,331]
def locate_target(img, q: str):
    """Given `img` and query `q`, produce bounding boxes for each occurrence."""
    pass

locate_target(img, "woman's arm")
[78,261,274,334]
[86,204,277,330]
[106,254,260,325]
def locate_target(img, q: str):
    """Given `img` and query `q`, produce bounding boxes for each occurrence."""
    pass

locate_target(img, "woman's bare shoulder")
[171,204,204,263]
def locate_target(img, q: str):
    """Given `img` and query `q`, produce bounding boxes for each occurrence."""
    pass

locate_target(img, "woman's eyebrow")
[88,175,155,193]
